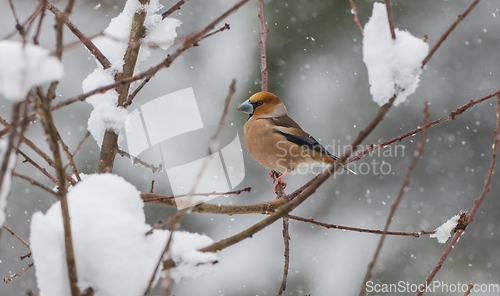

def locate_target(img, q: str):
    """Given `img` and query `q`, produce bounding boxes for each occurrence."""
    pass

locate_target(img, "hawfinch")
[237,92,355,191]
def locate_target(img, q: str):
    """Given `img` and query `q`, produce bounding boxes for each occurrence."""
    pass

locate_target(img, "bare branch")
[45,2,111,69]
[414,96,499,296]
[2,225,30,249]
[258,0,269,92]
[287,215,435,237]
[117,149,162,173]
[359,102,430,296]
[384,0,396,39]
[349,0,363,35]
[12,172,57,196]
[38,88,80,296]
[277,215,290,296]
[162,0,188,20]
[3,263,34,283]
[422,0,481,67]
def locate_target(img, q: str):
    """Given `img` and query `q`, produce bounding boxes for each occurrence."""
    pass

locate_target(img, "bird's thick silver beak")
[236,99,253,115]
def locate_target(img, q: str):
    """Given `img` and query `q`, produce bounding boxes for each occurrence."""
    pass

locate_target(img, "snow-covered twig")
[97,0,152,174]
[359,102,430,296]
[3,262,34,283]
[421,0,481,67]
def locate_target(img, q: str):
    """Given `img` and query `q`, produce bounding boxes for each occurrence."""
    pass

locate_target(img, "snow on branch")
[83,0,180,147]
[29,174,217,296]
[362,2,428,106]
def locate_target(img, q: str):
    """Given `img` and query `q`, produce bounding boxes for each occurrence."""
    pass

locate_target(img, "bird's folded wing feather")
[269,116,338,161]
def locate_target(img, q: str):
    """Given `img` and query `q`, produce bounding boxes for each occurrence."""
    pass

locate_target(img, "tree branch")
[258,0,268,92]
[421,0,481,67]
[414,94,500,296]
[359,102,430,296]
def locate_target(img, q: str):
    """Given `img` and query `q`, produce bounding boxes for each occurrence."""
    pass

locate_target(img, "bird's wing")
[269,115,338,161]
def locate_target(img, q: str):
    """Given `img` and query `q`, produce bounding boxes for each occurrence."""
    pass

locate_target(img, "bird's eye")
[256,101,263,107]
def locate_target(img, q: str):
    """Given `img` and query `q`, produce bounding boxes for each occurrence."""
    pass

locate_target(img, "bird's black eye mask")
[248,100,264,119]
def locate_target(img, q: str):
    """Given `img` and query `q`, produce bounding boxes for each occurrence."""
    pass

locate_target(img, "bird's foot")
[273,179,287,192]
[273,171,290,192]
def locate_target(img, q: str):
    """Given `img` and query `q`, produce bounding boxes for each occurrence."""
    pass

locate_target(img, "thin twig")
[258,0,269,92]
[64,131,90,170]
[287,215,435,237]
[150,180,155,193]
[196,23,230,44]
[421,0,481,67]
[414,95,500,296]
[3,2,43,40]
[20,252,31,260]
[384,0,396,39]
[3,263,34,283]
[277,215,290,296]
[348,89,500,163]
[45,2,111,69]
[58,136,79,183]
[349,0,363,35]
[7,0,25,42]
[359,102,430,296]
[12,172,57,196]
[463,284,474,296]
[123,76,151,108]
[162,0,188,19]
[38,85,80,296]
[16,149,58,185]
[117,149,162,173]
[124,23,231,109]
[0,114,57,168]
[0,103,21,201]
[468,95,500,221]
[2,225,30,249]
[33,0,48,44]
[142,187,251,202]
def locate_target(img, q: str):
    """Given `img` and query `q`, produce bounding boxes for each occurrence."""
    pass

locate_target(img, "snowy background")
[1,0,500,295]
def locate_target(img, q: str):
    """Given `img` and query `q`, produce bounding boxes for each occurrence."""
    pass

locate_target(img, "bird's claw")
[273,179,287,192]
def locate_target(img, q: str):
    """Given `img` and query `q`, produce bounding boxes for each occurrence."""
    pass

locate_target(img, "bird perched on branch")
[237,92,355,192]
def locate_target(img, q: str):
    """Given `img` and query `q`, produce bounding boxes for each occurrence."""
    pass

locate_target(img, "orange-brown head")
[236,92,288,119]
